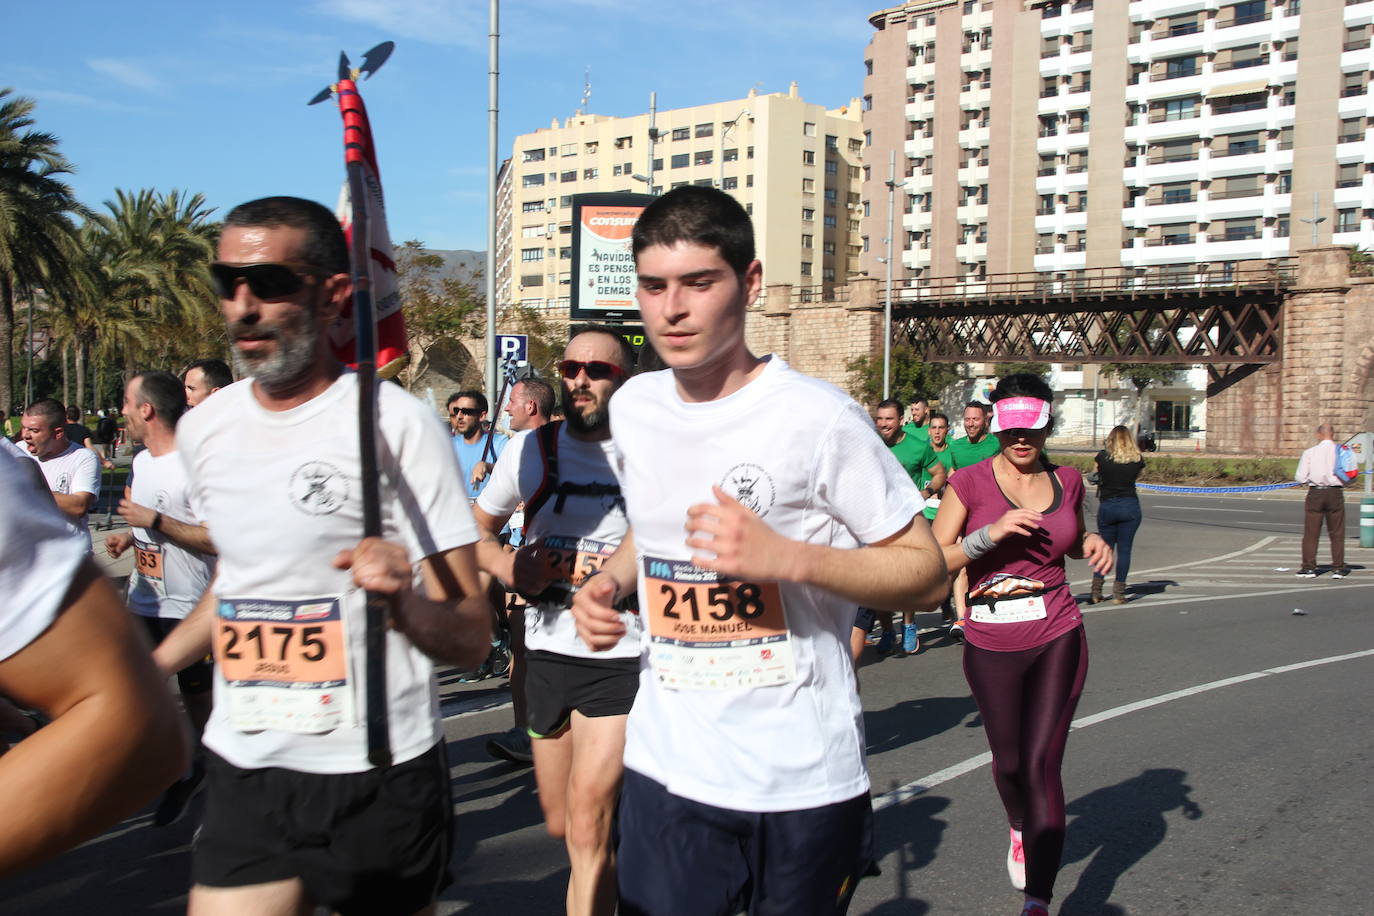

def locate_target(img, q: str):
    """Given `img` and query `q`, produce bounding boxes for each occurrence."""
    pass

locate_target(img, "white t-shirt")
[125,449,215,620]
[177,373,480,775]
[1,436,26,460]
[28,441,100,546]
[476,425,639,659]
[610,356,923,812]
[0,457,89,661]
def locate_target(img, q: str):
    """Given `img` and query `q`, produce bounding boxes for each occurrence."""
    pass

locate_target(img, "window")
[722,176,738,190]
[865,59,873,75]
[652,158,663,171]
[1037,233,1056,254]
[825,160,838,175]
[614,136,633,149]
[801,234,813,249]
[671,153,689,169]
[802,150,816,165]
[559,247,572,260]
[746,174,754,187]
[1161,182,1195,204]
[1342,72,1367,98]
[1336,208,1360,233]
[1273,216,1290,238]
[1041,77,1059,98]
[800,262,812,277]
[1165,55,1200,79]
[1154,96,1199,121]
[1160,223,1194,245]
[1211,92,1267,115]
[694,123,713,139]
[671,127,690,141]
[1225,44,1267,70]
[523,148,545,162]
[1282,37,1298,61]
[723,148,739,162]
[583,168,598,180]
[694,150,713,166]
[521,274,543,287]
[1221,132,1262,156]
[825,135,838,150]
[804,122,817,137]
[1066,150,1088,173]
[520,248,543,262]
[560,143,577,156]
[560,195,573,207]
[1038,114,1058,137]
[561,170,576,182]
[823,241,836,255]
[824,215,838,228]
[1041,35,1060,58]
[862,236,870,252]
[522,200,544,213]
[1340,118,1365,144]
[824,188,837,203]
[522,174,545,187]
[1337,162,1363,188]
[802,178,815,193]
[802,208,815,222]
[584,142,598,154]
[1274,171,1292,193]
[1346,24,1371,52]
[1038,154,1057,176]
[1038,194,1056,215]
[694,178,713,187]
[1067,110,1089,133]
[850,138,864,153]
[1071,30,1092,52]
[1227,1,1269,27]
[864,131,872,147]
[520,225,544,238]
[822,267,836,282]
[1221,217,1259,240]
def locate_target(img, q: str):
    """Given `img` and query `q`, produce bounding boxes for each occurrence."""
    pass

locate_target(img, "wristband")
[151,511,164,532]
[962,524,996,560]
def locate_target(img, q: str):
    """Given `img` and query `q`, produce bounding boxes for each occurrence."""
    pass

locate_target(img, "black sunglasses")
[210,262,320,301]
[450,407,480,417]
[557,360,625,381]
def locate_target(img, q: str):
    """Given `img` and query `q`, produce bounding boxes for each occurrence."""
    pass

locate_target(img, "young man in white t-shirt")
[151,196,493,916]
[103,371,218,827]
[475,327,638,916]
[572,186,949,915]
[21,398,100,548]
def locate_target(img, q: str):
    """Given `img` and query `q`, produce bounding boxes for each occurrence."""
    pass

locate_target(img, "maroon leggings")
[962,626,1088,903]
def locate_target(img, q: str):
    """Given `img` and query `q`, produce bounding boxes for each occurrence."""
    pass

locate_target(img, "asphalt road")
[3,490,1370,915]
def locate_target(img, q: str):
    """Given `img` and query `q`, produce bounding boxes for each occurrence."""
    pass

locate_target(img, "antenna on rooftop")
[576,67,592,115]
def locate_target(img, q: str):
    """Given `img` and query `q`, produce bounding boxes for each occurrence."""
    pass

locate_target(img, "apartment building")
[496,85,866,313]
[861,0,1374,284]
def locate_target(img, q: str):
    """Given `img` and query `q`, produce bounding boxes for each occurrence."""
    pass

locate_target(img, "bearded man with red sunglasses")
[472,326,637,916]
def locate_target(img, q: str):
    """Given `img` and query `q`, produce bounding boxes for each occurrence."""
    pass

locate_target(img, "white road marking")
[872,648,1374,812]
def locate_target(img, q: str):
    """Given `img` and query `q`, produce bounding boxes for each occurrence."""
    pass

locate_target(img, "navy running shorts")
[140,616,213,695]
[616,768,874,916]
[193,742,453,914]
[524,649,639,738]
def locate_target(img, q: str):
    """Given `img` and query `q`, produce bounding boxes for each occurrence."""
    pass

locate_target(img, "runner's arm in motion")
[571,530,639,651]
[1064,499,1113,573]
[50,490,95,520]
[116,498,216,555]
[333,538,494,670]
[472,505,558,598]
[0,561,188,877]
[685,486,948,614]
[151,579,217,677]
[923,457,948,497]
[931,489,1111,575]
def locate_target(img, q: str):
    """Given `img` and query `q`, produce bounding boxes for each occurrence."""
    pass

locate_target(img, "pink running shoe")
[1008,827,1026,890]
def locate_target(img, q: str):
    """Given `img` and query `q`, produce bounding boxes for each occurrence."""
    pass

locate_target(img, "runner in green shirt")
[902,396,930,443]
[924,412,958,523]
[876,399,945,656]
[948,400,1000,469]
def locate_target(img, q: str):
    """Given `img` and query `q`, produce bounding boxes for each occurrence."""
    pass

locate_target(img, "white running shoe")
[1008,827,1026,890]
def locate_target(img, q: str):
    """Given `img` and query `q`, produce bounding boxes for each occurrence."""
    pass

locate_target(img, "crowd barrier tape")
[1137,469,1371,495]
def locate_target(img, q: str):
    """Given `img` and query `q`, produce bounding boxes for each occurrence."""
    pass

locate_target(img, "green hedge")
[1051,452,1298,485]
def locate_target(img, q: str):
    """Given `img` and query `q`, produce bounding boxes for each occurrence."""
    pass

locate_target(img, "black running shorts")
[193,742,453,914]
[524,649,640,738]
[140,616,213,695]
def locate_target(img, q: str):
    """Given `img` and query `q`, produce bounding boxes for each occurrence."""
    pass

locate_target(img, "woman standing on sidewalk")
[931,373,1112,916]
[1091,426,1146,604]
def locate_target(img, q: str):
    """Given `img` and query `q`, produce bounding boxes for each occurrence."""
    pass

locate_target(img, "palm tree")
[0,88,88,411]
[74,188,220,382]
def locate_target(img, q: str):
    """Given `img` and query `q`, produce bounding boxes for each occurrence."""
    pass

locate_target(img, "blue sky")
[9,0,873,251]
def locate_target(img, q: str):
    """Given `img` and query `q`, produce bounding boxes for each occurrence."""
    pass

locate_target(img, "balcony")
[1144,234,1195,246]
[1151,21,1200,39]
[1214,57,1267,72]
[1147,151,1200,164]
[1149,108,1199,123]
[1345,37,1372,51]
[1213,143,1262,157]
[1209,186,1263,200]
[1144,192,1197,205]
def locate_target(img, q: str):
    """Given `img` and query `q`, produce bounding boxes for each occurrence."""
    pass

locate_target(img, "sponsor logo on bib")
[720,463,776,517]
[288,461,349,516]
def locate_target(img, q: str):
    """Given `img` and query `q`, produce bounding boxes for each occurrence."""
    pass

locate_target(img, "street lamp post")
[880,151,914,401]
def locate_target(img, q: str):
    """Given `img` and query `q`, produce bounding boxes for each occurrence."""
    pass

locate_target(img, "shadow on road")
[864,696,978,756]
[1058,767,1203,915]
[858,793,948,915]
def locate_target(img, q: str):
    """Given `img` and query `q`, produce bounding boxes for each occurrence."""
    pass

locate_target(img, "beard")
[563,391,609,435]
[227,310,320,396]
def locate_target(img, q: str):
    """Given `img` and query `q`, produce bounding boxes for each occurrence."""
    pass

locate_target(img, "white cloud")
[313,0,488,50]
[86,58,166,93]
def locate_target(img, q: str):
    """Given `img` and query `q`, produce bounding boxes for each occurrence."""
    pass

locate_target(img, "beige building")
[496,85,867,313]
[861,0,1374,284]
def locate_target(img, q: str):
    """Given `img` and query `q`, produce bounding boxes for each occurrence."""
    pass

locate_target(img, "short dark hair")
[186,358,233,391]
[222,196,348,275]
[24,398,64,429]
[631,186,755,277]
[65,405,81,422]
[569,323,636,372]
[448,389,488,413]
[964,400,990,415]
[929,411,950,425]
[515,377,556,417]
[909,396,928,407]
[877,398,904,414]
[133,371,188,429]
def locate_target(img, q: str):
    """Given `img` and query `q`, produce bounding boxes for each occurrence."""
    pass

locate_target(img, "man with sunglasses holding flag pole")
[472,326,639,916]
[152,46,493,915]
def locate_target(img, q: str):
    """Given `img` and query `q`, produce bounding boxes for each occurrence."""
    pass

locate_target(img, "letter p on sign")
[495,334,528,364]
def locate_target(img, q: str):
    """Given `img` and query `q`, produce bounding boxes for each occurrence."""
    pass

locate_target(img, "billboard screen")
[569,192,654,322]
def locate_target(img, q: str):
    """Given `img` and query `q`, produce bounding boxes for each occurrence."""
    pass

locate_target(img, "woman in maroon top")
[931,374,1112,916]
